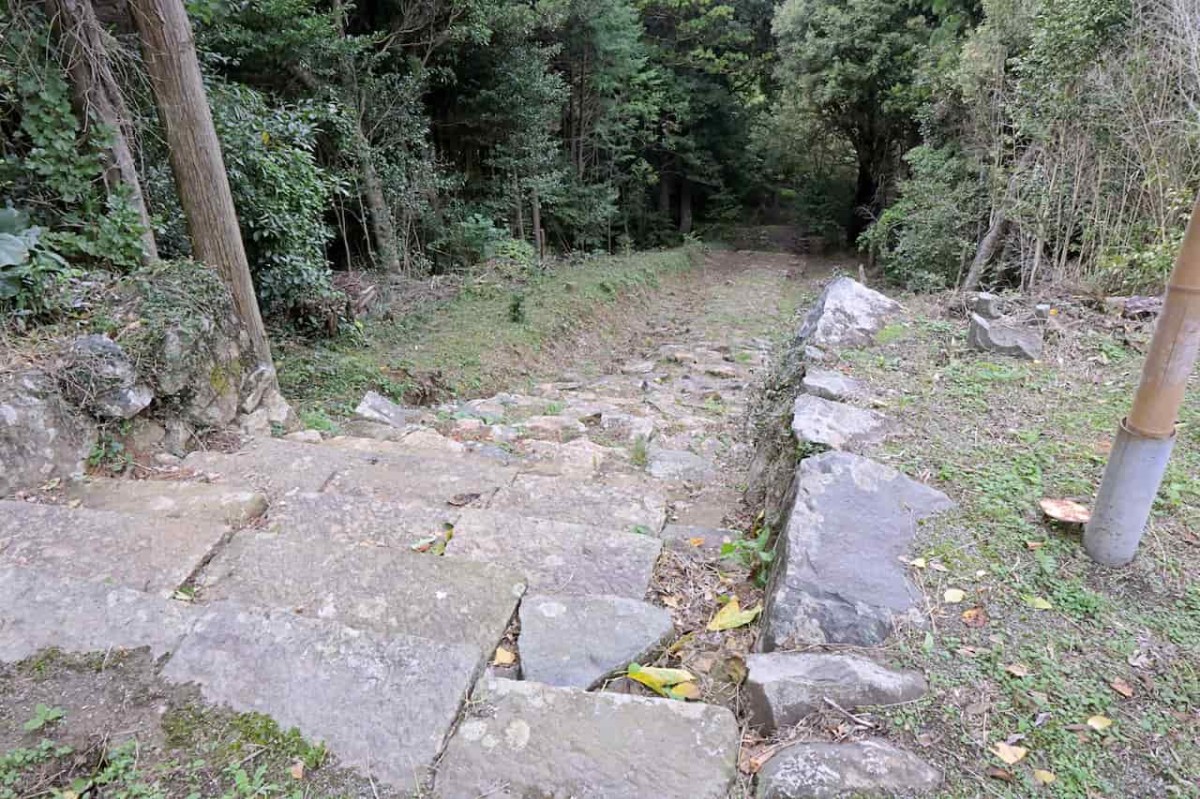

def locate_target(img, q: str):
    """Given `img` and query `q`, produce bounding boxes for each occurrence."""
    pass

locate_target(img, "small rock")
[60,335,154,419]
[518,594,674,688]
[600,412,656,443]
[1034,303,1052,321]
[804,345,828,362]
[162,419,194,456]
[757,739,942,799]
[621,360,657,375]
[746,652,927,732]
[970,291,1003,320]
[239,364,275,413]
[791,395,887,450]
[125,417,166,453]
[797,278,901,349]
[967,314,1043,360]
[801,370,868,404]
[518,415,586,441]
[355,391,420,428]
[452,417,489,440]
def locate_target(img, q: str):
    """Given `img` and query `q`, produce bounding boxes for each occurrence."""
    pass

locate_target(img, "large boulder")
[760,452,953,649]
[791,395,887,450]
[0,371,96,496]
[58,335,153,420]
[756,739,942,799]
[796,277,902,350]
[967,313,1043,360]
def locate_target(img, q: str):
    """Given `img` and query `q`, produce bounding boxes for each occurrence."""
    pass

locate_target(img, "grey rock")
[448,509,661,599]
[1035,303,1052,321]
[761,452,953,649]
[60,335,153,419]
[491,473,667,532]
[970,291,1003,320]
[162,418,194,456]
[239,364,275,414]
[797,278,901,349]
[0,565,193,662]
[0,501,228,596]
[646,447,715,481]
[967,313,1043,360]
[67,476,268,525]
[791,395,887,450]
[354,390,422,428]
[0,370,96,496]
[600,411,656,443]
[284,429,323,443]
[621,360,657,375]
[163,603,477,792]
[199,527,523,659]
[756,739,942,799]
[801,370,869,404]
[125,418,166,452]
[435,677,739,799]
[746,653,928,732]
[519,594,674,688]
[265,492,459,546]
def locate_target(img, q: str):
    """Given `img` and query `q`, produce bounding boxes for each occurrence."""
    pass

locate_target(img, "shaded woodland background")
[3,0,1199,336]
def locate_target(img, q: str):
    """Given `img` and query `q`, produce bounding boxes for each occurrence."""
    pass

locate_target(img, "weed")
[21,704,64,733]
[630,435,649,468]
[720,518,775,587]
[507,292,526,323]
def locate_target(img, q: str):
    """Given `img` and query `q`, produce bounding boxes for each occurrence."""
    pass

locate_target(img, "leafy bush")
[430,212,507,270]
[863,145,986,291]
[0,207,75,317]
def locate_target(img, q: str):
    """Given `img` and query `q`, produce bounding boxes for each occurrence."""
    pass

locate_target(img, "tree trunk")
[353,126,402,273]
[531,186,543,261]
[131,0,272,368]
[961,148,1037,291]
[658,170,672,219]
[848,156,878,244]
[49,0,158,263]
[678,178,692,235]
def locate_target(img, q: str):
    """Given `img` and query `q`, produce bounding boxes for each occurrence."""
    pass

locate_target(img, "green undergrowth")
[839,307,1200,798]
[276,246,701,421]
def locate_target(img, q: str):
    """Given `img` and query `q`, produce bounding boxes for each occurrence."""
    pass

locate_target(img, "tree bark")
[678,177,692,235]
[352,126,402,272]
[848,155,878,244]
[131,0,273,368]
[531,186,543,261]
[49,0,158,263]
[961,148,1037,291]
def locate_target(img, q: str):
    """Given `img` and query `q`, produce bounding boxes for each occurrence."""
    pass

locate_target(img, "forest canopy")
[2,0,1197,334]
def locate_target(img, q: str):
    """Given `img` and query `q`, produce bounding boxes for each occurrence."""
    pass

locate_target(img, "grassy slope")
[839,301,1200,798]
[275,248,699,427]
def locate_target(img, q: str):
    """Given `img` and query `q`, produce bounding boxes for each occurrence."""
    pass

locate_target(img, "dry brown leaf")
[1039,498,1091,525]
[1005,663,1032,678]
[493,646,516,666]
[1109,678,1135,698]
[289,761,305,780]
[962,607,989,628]
[661,595,681,609]
[1025,540,1045,550]
[943,588,967,604]
[992,742,1028,765]
[985,766,1015,782]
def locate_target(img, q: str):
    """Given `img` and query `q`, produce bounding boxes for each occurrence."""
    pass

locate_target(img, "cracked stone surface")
[791,394,888,450]
[801,369,870,404]
[760,452,954,649]
[756,739,942,799]
[518,594,674,688]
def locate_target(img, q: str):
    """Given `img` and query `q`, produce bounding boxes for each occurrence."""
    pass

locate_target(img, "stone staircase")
[0,334,766,797]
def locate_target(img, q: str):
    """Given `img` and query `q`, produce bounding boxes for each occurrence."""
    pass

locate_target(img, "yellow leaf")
[688,537,706,547]
[943,588,967,604]
[661,595,681,609]
[493,646,516,666]
[667,681,702,701]
[627,662,697,697]
[706,596,762,631]
[992,742,1028,765]
[1024,595,1053,610]
[909,557,927,569]
[261,131,271,145]
[1086,715,1113,731]
[1033,769,1056,785]
[289,761,305,780]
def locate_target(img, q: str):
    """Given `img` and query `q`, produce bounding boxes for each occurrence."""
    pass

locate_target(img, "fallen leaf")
[992,742,1028,765]
[667,682,702,700]
[929,561,949,573]
[985,766,1015,782]
[447,492,481,507]
[1024,595,1054,610]
[909,557,928,569]
[1005,663,1032,678]
[1109,678,1135,698]
[289,761,305,780]
[1033,769,1056,785]
[661,595,681,609]
[1040,498,1091,525]
[688,537,706,547]
[706,596,762,631]
[962,607,989,628]
[627,662,696,697]
[493,646,516,666]
[943,588,967,604]
[1025,540,1046,550]
[67,498,82,508]
[1087,715,1113,731]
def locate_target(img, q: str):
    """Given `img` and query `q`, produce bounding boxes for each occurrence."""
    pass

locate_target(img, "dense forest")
[2,0,1197,336]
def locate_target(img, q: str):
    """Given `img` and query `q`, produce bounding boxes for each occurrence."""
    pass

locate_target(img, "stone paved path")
[1,250,814,797]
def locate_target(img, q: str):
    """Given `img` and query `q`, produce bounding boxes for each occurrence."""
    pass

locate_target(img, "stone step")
[0,500,228,596]
[196,525,524,659]
[0,565,192,662]
[163,602,478,794]
[66,476,268,525]
[183,436,514,504]
[489,473,668,532]
[434,677,740,799]
[447,509,661,599]
[265,491,458,545]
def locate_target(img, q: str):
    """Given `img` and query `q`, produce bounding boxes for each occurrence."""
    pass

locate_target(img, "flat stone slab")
[198,529,523,659]
[967,313,1043,360]
[163,603,477,792]
[266,491,458,546]
[746,653,927,732]
[756,739,942,799]
[490,473,667,532]
[435,677,739,799]
[0,566,192,662]
[791,395,887,450]
[0,501,228,596]
[67,477,268,525]
[797,277,901,349]
[646,447,715,482]
[184,438,339,494]
[761,452,953,649]
[447,510,661,599]
[519,594,674,688]
[354,390,425,428]
[801,370,870,404]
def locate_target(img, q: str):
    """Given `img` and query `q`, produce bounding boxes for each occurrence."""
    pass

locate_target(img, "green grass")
[276,247,700,420]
